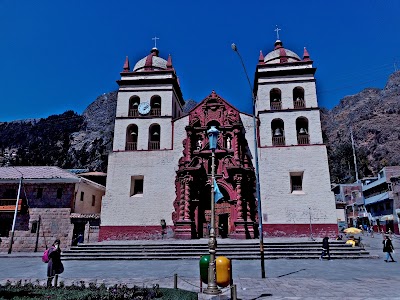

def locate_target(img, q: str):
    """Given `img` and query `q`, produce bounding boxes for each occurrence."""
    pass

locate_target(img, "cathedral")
[99,38,338,240]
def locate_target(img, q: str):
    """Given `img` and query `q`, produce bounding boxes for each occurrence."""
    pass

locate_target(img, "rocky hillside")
[321,71,400,182]
[1,71,399,182]
[0,92,118,172]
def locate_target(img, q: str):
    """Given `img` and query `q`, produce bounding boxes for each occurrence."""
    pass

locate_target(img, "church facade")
[99,39,337,241]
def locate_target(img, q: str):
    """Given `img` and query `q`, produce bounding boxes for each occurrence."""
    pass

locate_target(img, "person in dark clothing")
[383,235,396,262]
[160,219,167,239]
[320,237,331,260]
[219,223,227,238]
[47,239,64,287]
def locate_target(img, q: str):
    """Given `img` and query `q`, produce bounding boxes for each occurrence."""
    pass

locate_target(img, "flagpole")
[8,176,23,254]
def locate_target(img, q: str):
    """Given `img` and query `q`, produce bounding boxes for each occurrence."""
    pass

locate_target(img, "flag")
[214,179,223,203]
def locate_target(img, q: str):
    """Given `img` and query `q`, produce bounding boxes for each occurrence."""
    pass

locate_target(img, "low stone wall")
[263,223,339,238]
[0,208,73,253]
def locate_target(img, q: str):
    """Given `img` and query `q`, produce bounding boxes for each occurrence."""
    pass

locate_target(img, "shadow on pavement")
[249,293,274,300]
[277,268,306,278]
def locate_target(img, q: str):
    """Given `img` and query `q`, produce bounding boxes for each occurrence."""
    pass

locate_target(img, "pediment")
[189,90,241,127]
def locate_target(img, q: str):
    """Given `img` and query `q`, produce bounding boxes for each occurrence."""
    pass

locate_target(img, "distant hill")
[1,71,399,181]
[321,71,400,182]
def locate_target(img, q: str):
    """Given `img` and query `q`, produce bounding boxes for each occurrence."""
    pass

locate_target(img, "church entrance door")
[218,213,229,238]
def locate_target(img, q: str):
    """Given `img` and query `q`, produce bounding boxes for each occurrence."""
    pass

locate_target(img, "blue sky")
[1,0,399,122]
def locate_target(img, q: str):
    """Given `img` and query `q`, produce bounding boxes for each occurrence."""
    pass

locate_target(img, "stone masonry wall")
[0,208,73,253]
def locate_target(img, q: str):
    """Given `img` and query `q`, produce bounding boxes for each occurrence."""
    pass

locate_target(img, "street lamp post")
[231,43,265,278]
[204,126,221,295]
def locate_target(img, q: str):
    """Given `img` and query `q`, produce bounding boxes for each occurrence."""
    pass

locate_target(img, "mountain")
[321,71,400,183]
[0,92,117,172]
[1,71,399,181]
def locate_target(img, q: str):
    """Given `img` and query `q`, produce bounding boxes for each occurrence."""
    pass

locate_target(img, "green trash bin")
[199,255,210,284]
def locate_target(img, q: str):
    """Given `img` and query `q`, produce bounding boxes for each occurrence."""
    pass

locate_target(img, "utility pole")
[350,127,359,182]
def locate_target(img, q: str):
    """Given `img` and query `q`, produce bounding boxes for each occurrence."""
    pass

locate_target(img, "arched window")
[129,96,140,117]
[126,124,138,150]
[270,88,282,110]
[150,95,161,116]
[148,124,160,150]
[293,87,305,109]
[296,117,309,145]
[271,119,285,146]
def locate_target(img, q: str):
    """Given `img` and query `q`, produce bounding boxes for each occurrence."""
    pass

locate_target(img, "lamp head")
[231,43,237,52]
[207,126,220,150]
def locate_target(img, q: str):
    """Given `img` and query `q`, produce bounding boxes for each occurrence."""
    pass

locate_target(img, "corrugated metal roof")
[0,166,79,180]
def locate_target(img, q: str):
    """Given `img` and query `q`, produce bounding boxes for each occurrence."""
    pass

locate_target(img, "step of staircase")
[62,241,377,260]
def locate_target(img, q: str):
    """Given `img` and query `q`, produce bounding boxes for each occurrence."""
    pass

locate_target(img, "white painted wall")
[74,178,105,214]
[102,116,188,226]
[257,143,336,225]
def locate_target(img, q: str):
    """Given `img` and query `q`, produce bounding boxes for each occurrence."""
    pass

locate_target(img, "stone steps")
[62,241,377,260]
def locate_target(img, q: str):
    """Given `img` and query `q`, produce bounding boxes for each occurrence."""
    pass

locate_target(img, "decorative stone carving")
[234,174,243,221]
[174,90,257,239]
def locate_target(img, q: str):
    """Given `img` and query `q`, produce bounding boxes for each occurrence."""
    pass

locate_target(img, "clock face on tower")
[138,102,151,115]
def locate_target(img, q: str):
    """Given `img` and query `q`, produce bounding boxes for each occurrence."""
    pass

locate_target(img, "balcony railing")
[150,108,161,116]
[293,99,305,109]
[129,109,139,117]
[272,136,286,146]
[0,199,22,212]
[270,102,282,110]
[297,134,310,145]
[148,141,160,150]
[125,142,137,151]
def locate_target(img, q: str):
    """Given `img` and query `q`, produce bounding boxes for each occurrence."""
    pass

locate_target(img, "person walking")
[383,235,396,262]
[370,225,374,238]
[47,239,64,287]
[320,236,331,260]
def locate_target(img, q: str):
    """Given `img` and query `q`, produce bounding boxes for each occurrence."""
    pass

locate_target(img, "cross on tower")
[274,26,281,40]
[152,36,160,48]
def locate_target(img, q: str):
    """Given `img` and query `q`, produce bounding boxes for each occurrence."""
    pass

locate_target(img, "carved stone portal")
[173,91,258,239]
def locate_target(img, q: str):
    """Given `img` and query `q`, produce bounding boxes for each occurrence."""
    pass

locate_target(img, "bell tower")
[99,47,185,241]
[112,47,184,152]
[254,39,338,236]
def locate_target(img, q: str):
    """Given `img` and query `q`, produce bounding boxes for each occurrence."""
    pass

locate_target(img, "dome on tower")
[133,48,169,72]
[264,40,301,64]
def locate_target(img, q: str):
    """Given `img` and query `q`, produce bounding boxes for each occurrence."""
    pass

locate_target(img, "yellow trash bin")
[216,256,231,287]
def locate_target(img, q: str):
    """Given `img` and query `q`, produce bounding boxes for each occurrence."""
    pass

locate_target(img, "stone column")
[234,174,243,221]
[246,177,252,221]
[175,175,194,239]
[183,175,192,221]
[186,131,192,161]
[179,178,185,220]
[233,129,240,161]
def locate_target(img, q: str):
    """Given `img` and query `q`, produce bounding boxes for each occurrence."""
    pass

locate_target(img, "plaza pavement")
[1,234,399,300]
